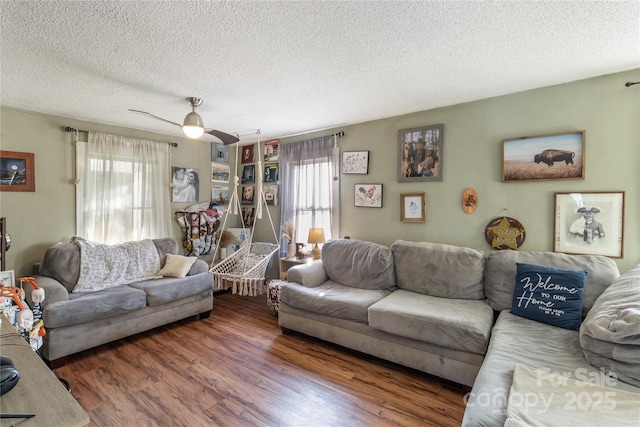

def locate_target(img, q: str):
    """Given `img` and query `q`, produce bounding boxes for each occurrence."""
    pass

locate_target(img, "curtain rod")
[274,128,346,140]
[63,126,178,147]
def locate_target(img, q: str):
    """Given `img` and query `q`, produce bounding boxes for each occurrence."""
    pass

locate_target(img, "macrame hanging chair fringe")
[209,130,280,296]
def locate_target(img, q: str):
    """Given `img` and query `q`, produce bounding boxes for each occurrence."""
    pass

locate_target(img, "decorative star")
[487,217,523,250]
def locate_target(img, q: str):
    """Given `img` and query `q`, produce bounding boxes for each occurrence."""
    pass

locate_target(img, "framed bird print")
[354,184,382,208]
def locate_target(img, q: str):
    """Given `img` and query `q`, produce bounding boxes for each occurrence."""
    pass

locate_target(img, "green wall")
[1,69,638,277]
[272,69,640,273]
[0,111,238,276]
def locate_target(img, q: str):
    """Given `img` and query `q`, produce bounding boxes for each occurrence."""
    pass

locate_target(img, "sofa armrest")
[188,259,209,276]
[287,261,328,288]
[24,275,70,308]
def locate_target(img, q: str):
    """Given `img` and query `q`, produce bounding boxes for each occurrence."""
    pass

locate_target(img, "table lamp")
[308,228,325,260]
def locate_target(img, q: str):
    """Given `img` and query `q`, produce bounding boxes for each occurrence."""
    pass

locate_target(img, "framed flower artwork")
[342,151,369,174]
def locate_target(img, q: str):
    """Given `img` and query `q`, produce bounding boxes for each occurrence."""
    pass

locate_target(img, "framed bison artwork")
[502,130,585,182]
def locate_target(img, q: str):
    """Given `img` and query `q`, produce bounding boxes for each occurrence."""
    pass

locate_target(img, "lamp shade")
[308,228,325,244]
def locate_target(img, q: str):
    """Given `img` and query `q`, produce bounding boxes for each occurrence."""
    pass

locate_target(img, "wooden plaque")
[462,188,478,214]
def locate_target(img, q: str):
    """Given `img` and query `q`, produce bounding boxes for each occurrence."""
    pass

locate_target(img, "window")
[293,158,333,240]
[76,132,172,244]
[279,135,338,257]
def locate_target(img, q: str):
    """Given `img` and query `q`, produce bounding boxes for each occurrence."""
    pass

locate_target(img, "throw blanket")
[73,239,161,293]
[505,364,640,427]
[580,263,640,386]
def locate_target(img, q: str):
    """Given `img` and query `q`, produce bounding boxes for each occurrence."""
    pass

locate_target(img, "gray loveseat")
[279,239,640,424]
[25,237,213,368]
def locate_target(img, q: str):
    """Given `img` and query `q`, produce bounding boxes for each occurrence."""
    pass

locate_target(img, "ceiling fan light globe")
[182,111,205,138]
[182,124,205,138]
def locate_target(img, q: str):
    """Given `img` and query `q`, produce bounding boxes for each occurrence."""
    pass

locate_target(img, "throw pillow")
[157,254,197,278]
[511,262,587,330]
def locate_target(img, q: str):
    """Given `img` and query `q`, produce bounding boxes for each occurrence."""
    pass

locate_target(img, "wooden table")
[279,257,308,280]
[0,316,89,427]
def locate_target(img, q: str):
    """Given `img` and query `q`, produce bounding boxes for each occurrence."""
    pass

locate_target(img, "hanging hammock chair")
[209,131,280,296]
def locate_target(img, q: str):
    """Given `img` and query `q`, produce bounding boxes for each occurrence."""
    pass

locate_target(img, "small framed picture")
[0,270,15,287]
[354,184,382,208]
[211,142,229,163]
[241,185,255,205]
[554,191,625,258]
[502,130,585,182]
[1,151,35,192]
[264,163,279,183]
[211,186,229,205]
[242,164,255,184]
[241,145,254,164]
[264,184,279,206]
[265,139,279,161]
[211,162,230,184]
[342,151,369,174]
[400,192,426,223]
[242,207,256,227]
[398,125,443,182]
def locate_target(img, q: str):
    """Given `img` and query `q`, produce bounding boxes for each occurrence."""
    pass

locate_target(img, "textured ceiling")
[1,1,639,144]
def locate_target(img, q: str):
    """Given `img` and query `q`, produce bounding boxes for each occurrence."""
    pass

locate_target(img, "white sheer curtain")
[279,135,338,258]
[76,132,172,244]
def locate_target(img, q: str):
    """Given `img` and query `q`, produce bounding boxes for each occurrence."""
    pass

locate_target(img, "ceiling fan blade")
[206,129,240,145]
[128,109,182,127]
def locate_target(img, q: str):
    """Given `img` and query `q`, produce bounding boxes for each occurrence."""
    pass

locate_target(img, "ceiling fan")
[129,97,240,145]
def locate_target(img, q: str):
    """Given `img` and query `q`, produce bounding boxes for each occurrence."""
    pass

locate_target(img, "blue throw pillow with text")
[511,263,588,330]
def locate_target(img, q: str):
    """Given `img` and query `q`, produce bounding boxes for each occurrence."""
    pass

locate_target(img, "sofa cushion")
[391,240,485,299]
[154,237,179,264]
[485,250,619,316]
[368,289,494,354]
[43,285,147,328]
[280,280,392,323]
[39,242,81,293]
[505,364,640,427]
[157,254,197,278]
[511,263,587,331]
[188,259,210,276]
[321,239,395,290]
[128,273,214,307]
[462,310,640,427]
[580,263,640,387]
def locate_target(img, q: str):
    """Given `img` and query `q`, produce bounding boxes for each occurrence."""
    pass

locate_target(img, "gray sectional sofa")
[25,237,213,368]
[279,239,640,425]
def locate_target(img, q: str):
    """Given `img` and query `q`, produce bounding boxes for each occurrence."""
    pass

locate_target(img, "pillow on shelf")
[511,262,588,330]
[157,254,197,278]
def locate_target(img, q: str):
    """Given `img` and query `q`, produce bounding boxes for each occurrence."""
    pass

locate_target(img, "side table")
[279,257,307,280]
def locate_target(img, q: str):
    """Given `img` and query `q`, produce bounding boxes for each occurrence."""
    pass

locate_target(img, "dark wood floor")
[54,292,468,426]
